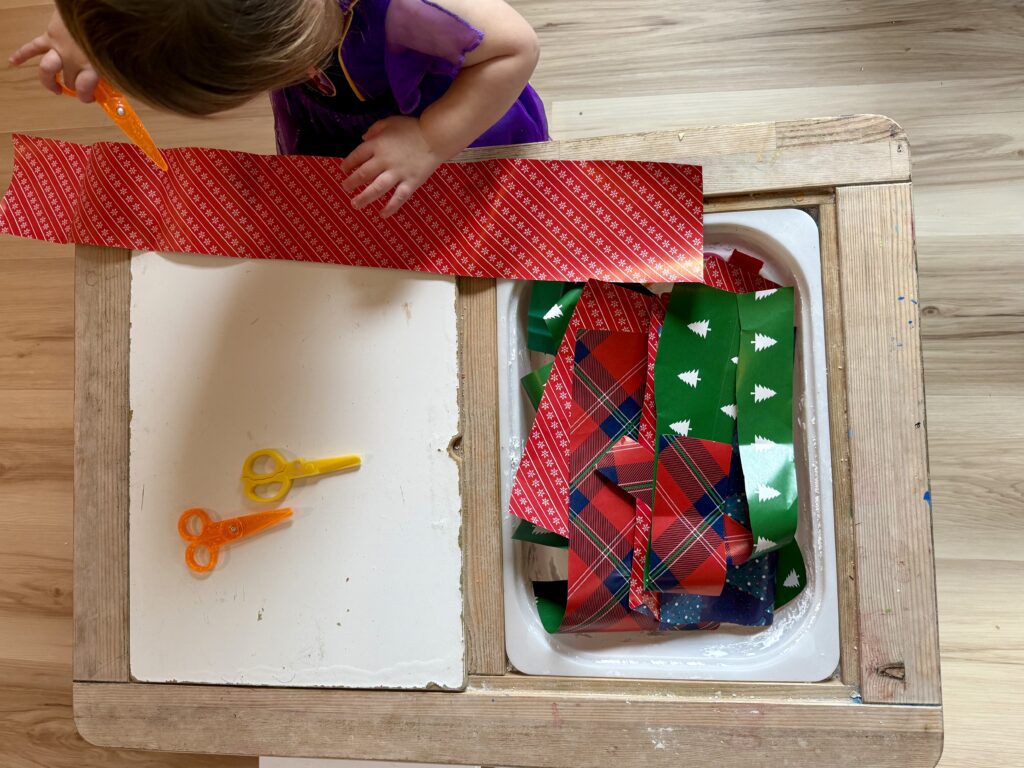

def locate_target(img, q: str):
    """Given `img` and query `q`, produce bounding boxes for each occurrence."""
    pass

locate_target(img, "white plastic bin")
[497,209,840,682]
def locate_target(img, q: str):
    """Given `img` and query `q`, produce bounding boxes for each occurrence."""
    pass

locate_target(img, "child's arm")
[9,9,99,102]
[341,0,540,217]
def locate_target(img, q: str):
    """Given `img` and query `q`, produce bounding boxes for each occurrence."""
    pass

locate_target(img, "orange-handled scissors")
[56,74,168,172]
[241,448,361,503]
[178,507,292,573]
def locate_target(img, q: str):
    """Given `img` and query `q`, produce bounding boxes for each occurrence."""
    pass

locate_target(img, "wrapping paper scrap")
[628,295,667,616]
[773,539,806,608]
[527,282,568,354]
[597,437,775,626]
[596,437,660,617]
[660,553,776,627]
[703,251,778,293]
[0,134,705,283]
[736,288,798,554]
[654,284,741,446]
[510,281,654,538]
[512,520,567,549]
[520,362,553,410]
[561,329,656,632]
[646,436,733,596]
[512,257,803,633]
[526,282,583,356]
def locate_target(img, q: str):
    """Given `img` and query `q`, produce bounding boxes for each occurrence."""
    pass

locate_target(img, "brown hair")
[56,0,342,116]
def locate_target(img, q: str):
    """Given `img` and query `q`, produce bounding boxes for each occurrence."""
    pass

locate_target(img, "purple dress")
[271,0,549,156]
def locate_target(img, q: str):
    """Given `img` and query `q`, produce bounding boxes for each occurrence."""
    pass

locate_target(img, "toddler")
[10,0,548,216]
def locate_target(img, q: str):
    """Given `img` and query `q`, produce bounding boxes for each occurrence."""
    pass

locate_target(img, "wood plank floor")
[1,1,1021,765]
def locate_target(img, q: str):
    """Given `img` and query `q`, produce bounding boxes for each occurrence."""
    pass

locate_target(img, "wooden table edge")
[72,678,943,767]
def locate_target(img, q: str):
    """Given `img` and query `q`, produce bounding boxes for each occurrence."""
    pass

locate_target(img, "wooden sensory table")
[72,115,942,766]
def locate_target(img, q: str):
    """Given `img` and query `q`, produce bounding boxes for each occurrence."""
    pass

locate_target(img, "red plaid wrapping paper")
[0,135,706,284]
[562,329,657,632]
[648,436,736,596]
[510,281,655,537]
[628,295,667,616]
[512,255,770,555]
[595,436,659,617]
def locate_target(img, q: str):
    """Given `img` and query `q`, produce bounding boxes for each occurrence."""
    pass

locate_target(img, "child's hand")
[341,116,448,218]
[9,11,99,103]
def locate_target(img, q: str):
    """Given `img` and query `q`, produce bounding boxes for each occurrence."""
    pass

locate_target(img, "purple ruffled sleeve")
[383,0,484,114]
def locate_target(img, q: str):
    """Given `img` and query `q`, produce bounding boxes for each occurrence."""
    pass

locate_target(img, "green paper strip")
[527,281,566,354]
[513,519,569,549]
[533,581,568,634]
[736,288,798,555]
[648,284,739,586]
[774,539,806,608]
[655,284,740,446]
[544,287,583,352]
[520,362,554,410]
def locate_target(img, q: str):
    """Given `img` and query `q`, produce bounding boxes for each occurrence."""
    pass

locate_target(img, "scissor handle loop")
[184,541,219,573]
[178,508,212,542]
[242,449,289,481]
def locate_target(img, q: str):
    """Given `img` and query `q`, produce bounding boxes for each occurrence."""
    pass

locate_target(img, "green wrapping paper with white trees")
[736,288,799,555]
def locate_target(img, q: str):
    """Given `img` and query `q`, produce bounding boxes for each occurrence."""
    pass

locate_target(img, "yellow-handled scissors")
[241,448,361,503]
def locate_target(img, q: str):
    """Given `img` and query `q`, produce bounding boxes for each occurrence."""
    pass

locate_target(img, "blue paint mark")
[910,298,919,305]
[898,295,905,301]
[850,691,863,704]
[848,429,854,439]
[908,319,914,326]
[923,490,932,511]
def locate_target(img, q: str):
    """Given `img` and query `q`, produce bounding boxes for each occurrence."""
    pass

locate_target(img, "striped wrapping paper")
[0,134,705,283]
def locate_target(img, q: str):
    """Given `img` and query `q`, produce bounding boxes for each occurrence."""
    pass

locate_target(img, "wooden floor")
[0,1,1021,765]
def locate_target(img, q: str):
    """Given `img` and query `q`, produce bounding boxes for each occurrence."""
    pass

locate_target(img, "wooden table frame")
[72,116,942,766]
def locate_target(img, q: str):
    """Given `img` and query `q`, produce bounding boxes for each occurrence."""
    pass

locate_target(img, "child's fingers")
[341,142,374,174]
[72,68,99,103]
[9,35,49,67]
[341,158,384,194]
[351,171,397,210]
[37,49,64,94]
[362,119,391,140]
[380,183,416,219]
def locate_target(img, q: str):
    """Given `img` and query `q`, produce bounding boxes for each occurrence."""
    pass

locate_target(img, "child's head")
[56,0,341,115]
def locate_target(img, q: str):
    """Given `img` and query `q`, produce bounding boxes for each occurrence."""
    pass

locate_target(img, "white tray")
[497,209,840,682]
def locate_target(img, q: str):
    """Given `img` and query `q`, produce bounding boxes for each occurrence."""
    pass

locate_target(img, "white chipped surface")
[129,252,464,689]
[499,209,840,682]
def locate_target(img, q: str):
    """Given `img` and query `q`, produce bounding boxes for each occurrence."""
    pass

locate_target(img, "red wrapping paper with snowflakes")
[0,135,705,283]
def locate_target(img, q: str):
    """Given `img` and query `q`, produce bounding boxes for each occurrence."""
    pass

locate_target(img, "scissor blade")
[234,508,293,540]
[309,455,362,476]
[94,82,170,172]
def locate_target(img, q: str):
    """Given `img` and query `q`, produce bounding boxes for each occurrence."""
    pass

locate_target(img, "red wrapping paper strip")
[510,281,654,537]
[703,251,778,292]
[627,294,667,616]
[0,135,705,283]
[562,329,657,632]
